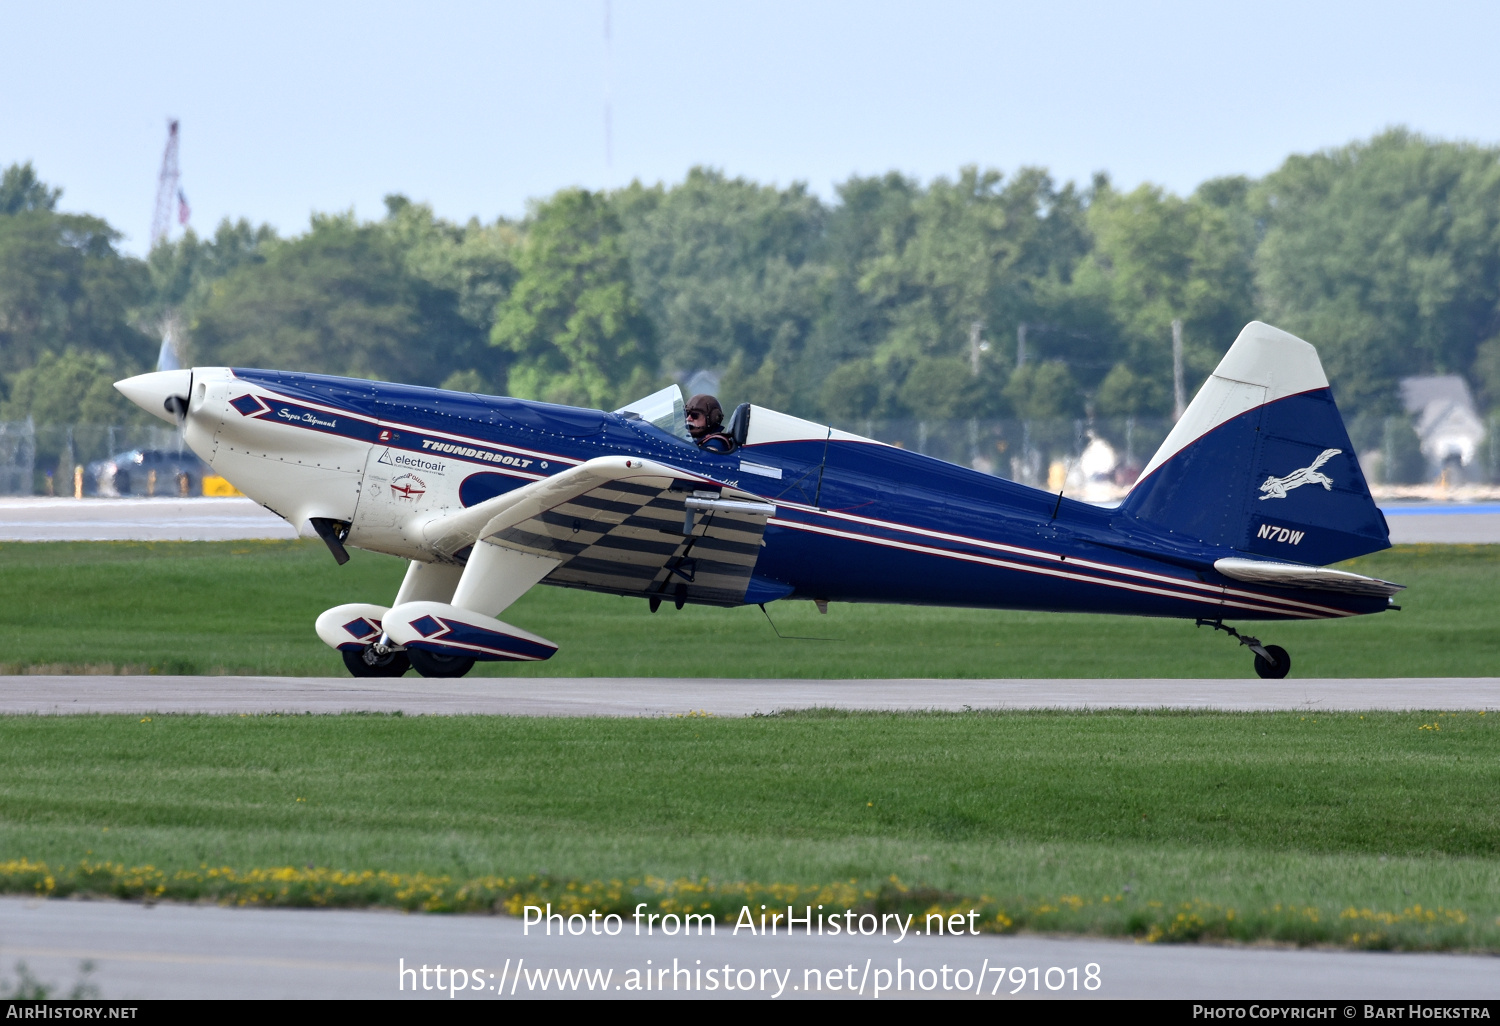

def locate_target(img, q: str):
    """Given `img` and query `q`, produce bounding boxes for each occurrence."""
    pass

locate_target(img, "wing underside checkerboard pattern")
[485,478,768,606]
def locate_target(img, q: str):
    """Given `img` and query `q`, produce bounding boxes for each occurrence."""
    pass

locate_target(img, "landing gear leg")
[1196,619,1291,680]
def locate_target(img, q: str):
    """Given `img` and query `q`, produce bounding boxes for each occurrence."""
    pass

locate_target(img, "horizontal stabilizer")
[1213,558,1404,597]
[383,600,558,662]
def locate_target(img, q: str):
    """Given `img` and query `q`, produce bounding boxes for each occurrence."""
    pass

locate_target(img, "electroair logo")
[1259,448,1341,500]
[378,448,444,474]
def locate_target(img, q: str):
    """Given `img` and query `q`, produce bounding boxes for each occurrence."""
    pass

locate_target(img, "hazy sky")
[6,0,1500,254]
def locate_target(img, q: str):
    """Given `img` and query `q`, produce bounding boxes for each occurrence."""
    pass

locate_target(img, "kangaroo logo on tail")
[1259,448,1341,500]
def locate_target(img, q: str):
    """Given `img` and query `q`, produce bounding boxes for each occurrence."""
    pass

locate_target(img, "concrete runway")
[1,897,1494,1000]
[1383,503,1500,544]
[2,501,1495,1000]
[3,496,1499,543]
[0,496,298,541]
[2,675,1496,715]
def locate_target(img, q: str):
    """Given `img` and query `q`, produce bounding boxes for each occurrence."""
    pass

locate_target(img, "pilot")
[686,394,736,454]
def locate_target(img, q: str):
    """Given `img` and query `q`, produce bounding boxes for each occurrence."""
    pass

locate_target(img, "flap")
[1214,557,1405,597]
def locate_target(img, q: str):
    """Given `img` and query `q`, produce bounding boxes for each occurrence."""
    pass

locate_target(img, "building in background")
[1399,375,1487,478]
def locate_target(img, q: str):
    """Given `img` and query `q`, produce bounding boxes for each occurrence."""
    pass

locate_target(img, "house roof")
[1399,375,1476,415]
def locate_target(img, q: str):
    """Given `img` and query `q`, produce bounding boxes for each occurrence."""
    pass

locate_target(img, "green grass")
[0,710,1495,948]
[0,541,1496,677]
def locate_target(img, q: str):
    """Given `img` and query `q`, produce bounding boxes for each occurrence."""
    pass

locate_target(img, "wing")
[417,455,777,609]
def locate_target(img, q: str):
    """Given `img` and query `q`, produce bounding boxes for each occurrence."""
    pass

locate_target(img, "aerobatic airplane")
[115,321,1401,680]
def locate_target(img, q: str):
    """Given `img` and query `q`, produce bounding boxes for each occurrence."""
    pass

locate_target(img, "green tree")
[0,348,131,424]
[859,167,1088,362]
[614,168,826,408]
[846,166,1089,418]
[1067,177,1256,402]
[145,219,278,327]
[719,351,799,413]
[819,358,884,425]
[0,165,152,384]
[899,356,985,420]
[1004,360,1082,420]
[492,189,656,409]
[802,173,920,410]
[1472,335,1500,408]
[0,163,61,215]
[0,211,136,380]
[189,213,479,386]
[380,194,521,391]
[1093,361,1166,416]
[1254,129,1500,412]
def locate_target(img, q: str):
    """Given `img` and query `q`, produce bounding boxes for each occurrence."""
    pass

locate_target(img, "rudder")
[1119,321,1388,565]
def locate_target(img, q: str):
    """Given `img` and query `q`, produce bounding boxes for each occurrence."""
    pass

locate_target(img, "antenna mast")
[150,120,182,249]
[603,0,613,180]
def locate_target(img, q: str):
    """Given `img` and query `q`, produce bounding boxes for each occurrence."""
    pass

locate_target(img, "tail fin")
[1119,321,1389,565]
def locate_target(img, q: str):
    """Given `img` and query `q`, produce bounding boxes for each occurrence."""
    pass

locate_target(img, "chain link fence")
[0,420,35,496]
[4,412,1495,499]
[3,423,192,496]
[834,414,1500,498]
[833,417,1173,501]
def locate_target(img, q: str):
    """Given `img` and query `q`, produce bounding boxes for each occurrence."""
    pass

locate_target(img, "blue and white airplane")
[115,321,1401,680]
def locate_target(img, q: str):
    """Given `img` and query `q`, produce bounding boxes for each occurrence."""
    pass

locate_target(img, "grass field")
[0,542,1495,949]
[0,710,1495,949]
[0,541,1497,677]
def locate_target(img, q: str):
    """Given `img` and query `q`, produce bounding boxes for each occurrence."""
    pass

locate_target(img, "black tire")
[1254,644,1291,680]
[408,648,476,679]
[342,646,411,678]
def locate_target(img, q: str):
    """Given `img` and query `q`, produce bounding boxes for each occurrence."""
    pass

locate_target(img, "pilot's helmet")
[685,394,723,433]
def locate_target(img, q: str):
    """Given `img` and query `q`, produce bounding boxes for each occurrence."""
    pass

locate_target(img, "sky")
[6,0,1500,255]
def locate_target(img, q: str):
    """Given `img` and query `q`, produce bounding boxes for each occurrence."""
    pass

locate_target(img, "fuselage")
[176,367,1389,623]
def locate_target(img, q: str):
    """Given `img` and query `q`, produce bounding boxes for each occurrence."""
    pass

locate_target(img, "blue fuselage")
[232,369,1390,623]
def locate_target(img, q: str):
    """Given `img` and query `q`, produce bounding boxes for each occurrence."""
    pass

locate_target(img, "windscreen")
[613,385,688,441]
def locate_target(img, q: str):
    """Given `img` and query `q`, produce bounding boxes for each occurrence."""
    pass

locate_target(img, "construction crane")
[149,119,189,249]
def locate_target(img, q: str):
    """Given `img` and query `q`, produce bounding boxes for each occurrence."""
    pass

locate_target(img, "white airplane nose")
[114,369,193,425]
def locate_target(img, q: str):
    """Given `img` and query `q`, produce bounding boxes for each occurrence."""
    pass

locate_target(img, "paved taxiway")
[3,500,1495,1000]
[1,897,1495,1000]
[3,496,1499,543]
[0,496,298,541]
[2,674,1496,715]
[1383,503,1500,544]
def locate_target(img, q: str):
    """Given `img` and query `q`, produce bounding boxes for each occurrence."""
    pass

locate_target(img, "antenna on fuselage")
[757,604,836,642]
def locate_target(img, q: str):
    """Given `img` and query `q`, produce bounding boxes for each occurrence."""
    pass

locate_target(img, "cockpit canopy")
[613,385,690,442]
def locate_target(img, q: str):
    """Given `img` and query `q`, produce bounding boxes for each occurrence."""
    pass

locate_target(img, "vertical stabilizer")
[1119,322,1388,565]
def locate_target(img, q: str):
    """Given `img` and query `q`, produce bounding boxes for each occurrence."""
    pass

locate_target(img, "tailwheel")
[342,645,410,678]
[1253,644,1291,680]
[407,648,476,679]
[1196,619,1293,680]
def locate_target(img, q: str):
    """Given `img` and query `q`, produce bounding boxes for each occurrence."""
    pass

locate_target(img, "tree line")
[3,127,1499,434]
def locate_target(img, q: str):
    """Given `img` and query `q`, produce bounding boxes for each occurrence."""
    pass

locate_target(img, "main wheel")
[1254,644,1291,680]
[342,645,410,678]
[408,648,476,679]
